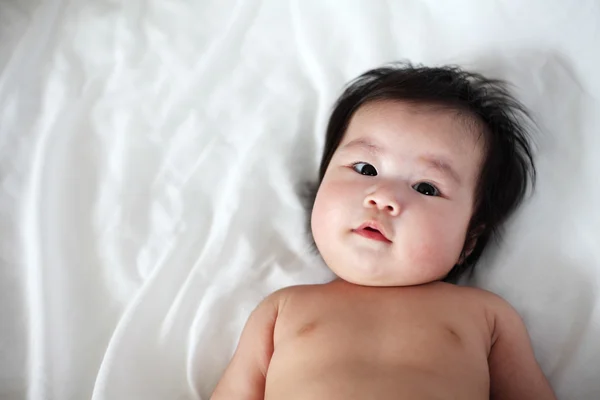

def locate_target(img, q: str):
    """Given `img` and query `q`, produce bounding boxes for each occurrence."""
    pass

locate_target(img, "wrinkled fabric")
[1,1,599,399]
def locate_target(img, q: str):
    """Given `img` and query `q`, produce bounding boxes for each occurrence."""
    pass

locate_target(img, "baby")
[211,63,557,399]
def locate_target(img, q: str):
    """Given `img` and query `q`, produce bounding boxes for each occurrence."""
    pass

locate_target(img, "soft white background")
[1,1,599,399]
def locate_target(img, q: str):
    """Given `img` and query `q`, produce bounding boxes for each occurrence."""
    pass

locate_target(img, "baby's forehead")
[355,99,482,125]
[346,100,487,148]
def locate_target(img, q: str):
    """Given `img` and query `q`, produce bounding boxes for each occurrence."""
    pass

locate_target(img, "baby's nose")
[363,188,401,216]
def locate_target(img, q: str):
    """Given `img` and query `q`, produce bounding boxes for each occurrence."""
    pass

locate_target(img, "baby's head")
[308,62,535,286]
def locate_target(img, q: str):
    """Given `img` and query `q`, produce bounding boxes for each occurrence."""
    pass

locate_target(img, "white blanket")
[1,1,599,399]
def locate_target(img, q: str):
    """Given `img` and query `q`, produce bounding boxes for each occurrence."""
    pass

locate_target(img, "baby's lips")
[354,221,393,242]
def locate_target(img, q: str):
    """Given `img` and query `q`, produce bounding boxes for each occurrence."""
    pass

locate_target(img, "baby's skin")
[212,100,556,399]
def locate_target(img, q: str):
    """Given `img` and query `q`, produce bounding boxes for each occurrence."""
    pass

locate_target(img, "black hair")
[305,61,536,283]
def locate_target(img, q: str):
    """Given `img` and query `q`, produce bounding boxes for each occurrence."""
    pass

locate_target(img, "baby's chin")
[329,265,442,288]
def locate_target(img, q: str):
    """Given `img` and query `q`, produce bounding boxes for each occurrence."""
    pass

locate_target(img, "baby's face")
[311,101,485,286]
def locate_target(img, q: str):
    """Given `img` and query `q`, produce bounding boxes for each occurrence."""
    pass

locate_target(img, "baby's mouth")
[353,223,392,243]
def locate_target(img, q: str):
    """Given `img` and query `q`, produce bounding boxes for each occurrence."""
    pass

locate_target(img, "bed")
[1,1,599,399]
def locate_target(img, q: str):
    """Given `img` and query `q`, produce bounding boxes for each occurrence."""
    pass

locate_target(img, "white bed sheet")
[1,1,599,399]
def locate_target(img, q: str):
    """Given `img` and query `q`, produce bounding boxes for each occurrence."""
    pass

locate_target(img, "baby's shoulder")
[263,283,323,309]
[459,284,516,307]
[445,283,513,307]
[444,283,524,330]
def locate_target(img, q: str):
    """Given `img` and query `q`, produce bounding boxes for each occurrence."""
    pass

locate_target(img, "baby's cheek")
[437,226,467,269]
[314,179,350,212]
[311,183,343,243]
[310,198,327,244]
[406,231,438,265]
[407,224,456,275]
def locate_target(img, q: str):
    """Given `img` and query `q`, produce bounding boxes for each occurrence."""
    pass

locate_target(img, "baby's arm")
[488,296,557,400]
[210,291,281,400]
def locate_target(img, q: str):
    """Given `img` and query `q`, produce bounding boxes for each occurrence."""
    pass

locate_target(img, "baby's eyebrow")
[341,138,383,155]
[420,155,462,185]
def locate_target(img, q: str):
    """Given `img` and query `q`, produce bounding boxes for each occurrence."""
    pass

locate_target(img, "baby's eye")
[412,182,440,197]
[352,162,378,176]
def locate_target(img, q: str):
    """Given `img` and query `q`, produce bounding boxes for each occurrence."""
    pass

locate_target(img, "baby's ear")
[459,225,485,264]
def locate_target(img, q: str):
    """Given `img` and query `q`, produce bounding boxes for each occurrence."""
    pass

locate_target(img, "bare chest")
[276,291,489,359]
[265,284,492,399]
